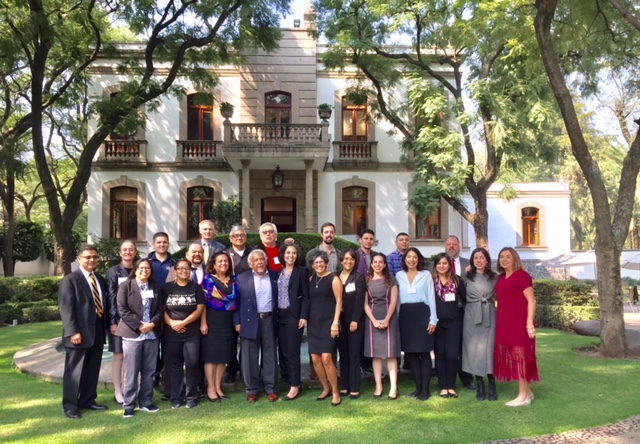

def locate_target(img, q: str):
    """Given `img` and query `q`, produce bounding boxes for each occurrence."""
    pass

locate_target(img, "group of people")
[58,220,539,420]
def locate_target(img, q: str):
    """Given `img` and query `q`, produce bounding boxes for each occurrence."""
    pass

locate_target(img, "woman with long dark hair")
[432,252,466,399]
[200,251,238,402]
[462,247,498,401]
[396,247,437,401]
[364,253,400,400]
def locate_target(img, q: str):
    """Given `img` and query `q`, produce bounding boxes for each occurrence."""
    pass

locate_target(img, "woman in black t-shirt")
[162,258,205,409]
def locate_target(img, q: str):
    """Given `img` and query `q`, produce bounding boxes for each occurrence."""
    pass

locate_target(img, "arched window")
[522,207,540,246]
[111,186,137,239]
[342,186,368,235]
[187,186,214,238]
[187,94,214,140]
[341,96,367,141]
[416,206,441,239]
[265,91,291,125]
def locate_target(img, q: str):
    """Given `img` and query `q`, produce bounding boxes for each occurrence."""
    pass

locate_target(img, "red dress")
[493,269,539,382]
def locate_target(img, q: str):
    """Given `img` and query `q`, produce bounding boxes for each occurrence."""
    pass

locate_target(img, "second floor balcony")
[175,140,226,166]
[331,140,379,168]
[97,140,148,165]
[222,121,331,159]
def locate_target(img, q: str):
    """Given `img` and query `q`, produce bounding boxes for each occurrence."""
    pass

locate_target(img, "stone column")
[304,159,314,232]
[241,159,251,229]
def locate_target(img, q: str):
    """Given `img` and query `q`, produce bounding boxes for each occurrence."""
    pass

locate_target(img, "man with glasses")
[59,244,109,419]
[227,225,252,276]
[255,222,283,273]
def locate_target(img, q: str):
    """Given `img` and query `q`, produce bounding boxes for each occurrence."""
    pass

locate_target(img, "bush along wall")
[0,277,61,325]
[533,279,599,331]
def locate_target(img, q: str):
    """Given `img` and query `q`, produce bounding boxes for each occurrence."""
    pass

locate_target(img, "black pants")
[434,318,462,390]
[62,320,104,411]
[337,317,364,392]
[165,336,201,404]
[278,309,303,387]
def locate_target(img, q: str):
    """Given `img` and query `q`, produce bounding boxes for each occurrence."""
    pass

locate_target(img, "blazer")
[58,268,108,349]
[106,262,131,327]
[115,279,164,338]
[233,269,279,340]
[227,245,253,276]
[280,265,309,320]
[341,271,366,324]
[200,238,226,263]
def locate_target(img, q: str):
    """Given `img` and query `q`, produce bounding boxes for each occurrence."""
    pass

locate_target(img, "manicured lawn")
[1,322,639,443]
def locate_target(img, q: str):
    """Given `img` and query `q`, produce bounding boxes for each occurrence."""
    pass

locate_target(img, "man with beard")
[306,222,340,272]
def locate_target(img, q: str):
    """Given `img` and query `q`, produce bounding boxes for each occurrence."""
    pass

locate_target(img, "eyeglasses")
[230,234,246,238]
[175,267,191,271]
[261,230,275,235]
[79,255,99,260]
[312,261,326,266]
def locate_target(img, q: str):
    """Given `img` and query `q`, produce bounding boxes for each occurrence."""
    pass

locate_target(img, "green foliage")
[43,229,85,263]
[89,235,141,276]
[533,279,599,331]
[22,305,61,323]
[0,220,45,264]
[0,277,61,304]
[0,303,23,325]
[209,195,242,236]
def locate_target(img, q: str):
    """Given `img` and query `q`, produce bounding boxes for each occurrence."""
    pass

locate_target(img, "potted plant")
[220,101,234,119]
[317,103,333,120]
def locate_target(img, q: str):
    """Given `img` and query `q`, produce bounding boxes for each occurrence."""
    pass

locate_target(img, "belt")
[259,312,273,318]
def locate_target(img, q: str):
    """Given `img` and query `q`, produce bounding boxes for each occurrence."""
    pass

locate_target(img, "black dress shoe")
[406,390,418,398]
[464,381,477,390]
[218,395,230,401]
[83,404,108,411]
[316,393,330,401]
[208,396,221,403]
[65,410,81,419]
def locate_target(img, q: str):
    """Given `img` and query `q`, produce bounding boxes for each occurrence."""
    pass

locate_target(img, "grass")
[1,322,639,444]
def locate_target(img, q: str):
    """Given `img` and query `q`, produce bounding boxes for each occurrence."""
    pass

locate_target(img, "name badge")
[118,277,127,285]
[273,257,281,265]
[141,290,154,299]
[345,282,356,292]
[407,286,417,294]
[444,292,456,302]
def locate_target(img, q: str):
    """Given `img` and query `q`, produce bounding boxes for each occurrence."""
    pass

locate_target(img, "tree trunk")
[1,171,15,277]
[534,0,630,357]
[471,192,489,250]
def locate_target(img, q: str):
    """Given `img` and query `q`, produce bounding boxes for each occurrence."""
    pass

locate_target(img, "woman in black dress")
[200,251,237,403]
[277,243,309,401]
[302,251,343,406]
[336,248,366,399]
[162,258,205,409]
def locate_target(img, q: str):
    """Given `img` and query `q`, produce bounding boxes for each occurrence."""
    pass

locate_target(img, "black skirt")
[399,302,434,353]
[200,308,236,364]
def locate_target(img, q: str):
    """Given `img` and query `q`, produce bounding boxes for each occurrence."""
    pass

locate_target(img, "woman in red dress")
[494,247,539,407]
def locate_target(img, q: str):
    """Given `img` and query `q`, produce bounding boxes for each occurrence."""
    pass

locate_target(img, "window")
[342,186,368,235]
[111,186,137,239]
[265,92,291,124]
[187,94,214,140]
[522,207,539,246]
[187,186,214,238]
[342,96,367,141]
[416,206,441,239]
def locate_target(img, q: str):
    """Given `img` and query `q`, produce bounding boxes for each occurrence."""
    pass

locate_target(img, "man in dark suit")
[445,235,475,390]
[198,219,226,265]
[58,244,109,419]
[233,249,279,403]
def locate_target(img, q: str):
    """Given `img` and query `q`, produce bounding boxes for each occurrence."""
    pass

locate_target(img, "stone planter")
[318,108,332,121]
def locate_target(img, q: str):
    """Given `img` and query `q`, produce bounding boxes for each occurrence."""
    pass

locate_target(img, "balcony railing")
[176,140,224,163]
[332,140,378,164]
[99,140,147,163]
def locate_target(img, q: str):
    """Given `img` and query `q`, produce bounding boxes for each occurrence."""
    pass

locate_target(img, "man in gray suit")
[444,235,475,390]
[59,244,109,419]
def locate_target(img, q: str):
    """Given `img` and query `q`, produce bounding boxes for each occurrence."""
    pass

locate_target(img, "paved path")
[12,308,640,443]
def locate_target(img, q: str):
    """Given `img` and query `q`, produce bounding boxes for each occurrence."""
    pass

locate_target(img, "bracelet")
[332,321,339,326]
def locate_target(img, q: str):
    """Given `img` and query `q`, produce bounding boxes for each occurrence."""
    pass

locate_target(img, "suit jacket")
[106,262,131,327]
[200,239,226,264]
[115,279,164,338]
[280,265,309,320]
[341,271,366,323]
[233,269,279,340]
[58,268,108,349]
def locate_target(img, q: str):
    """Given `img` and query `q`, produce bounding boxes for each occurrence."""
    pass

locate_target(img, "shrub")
[0,277,61,304]
[0,303,23,325]
[533,279,599,331]
[536,305,600,331]
[23,305,61,323]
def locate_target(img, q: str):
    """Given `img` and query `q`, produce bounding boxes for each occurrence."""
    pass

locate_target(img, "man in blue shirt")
[387,232,410,276]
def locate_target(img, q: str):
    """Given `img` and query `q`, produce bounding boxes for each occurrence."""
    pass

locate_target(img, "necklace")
[315,274,324,288]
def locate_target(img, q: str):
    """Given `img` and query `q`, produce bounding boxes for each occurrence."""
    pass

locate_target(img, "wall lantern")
[272,165,284,190]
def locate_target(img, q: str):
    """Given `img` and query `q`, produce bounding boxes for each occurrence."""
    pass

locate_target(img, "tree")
[0,220,45,266]
[1,0,289,275]
[533,0,640,357]
[313,0,559,248]
[210,195,241,236]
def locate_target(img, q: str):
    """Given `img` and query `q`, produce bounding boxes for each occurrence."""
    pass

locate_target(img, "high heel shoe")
[316,392,330,401]
[284,388,301,401]
[208,396,221,403]
[387,394,398,401]
[331,400,341,407]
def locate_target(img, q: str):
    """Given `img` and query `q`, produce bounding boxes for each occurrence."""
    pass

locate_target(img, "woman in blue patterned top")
[200,251,238,403]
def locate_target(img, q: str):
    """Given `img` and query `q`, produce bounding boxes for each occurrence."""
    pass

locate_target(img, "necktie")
[452,259,457,276]
[191,269,198,283]
[203,242,210,261]
[89,273,103,317]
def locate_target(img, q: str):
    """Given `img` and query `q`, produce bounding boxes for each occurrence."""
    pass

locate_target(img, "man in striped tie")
[58,244,109,419]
